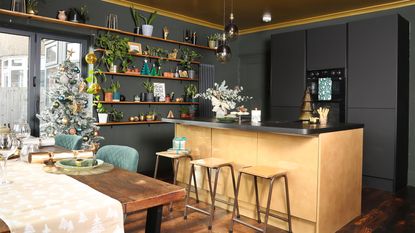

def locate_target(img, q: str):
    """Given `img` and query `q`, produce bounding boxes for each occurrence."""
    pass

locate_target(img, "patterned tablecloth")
[0,160,124,233]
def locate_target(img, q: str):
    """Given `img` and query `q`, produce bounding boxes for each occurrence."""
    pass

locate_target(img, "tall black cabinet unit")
[270,31,306,121]
[348,15,409,192]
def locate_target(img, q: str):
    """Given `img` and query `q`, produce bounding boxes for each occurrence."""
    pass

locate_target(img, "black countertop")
[162,118,363,136]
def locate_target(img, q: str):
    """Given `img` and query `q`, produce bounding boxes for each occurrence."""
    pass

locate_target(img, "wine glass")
[0,133,18,184]
[13,121,31,154]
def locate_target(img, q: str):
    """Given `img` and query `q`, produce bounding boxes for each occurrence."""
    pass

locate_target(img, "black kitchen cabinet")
[270,106,300,122]
[347,15,409,192]
[307,24,347,70]
[270,30,306,108]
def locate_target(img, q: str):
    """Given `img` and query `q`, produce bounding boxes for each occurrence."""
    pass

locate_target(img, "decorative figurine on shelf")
[150,63,157,76]
[317,107,329,125]
[163,26,169,39]
[167,110,174,119]
[57,10,67,21]
[141,58,150,75]
[299,87,313,122]
[192,32,197,45]
[184,29,191,43]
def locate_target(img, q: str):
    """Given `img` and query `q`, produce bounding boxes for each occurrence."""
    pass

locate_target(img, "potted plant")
[179,107,190,119]
[168,48,178,59]
[69,5,88,23]
[26,0,38,15]
[139,10,157,37]
[111,81,121,101]
[143,80,154,102]
[95,96,108,123]
[95,33,131,72]
[184,84,198,102]
[102,86,113,102]
[110,108,123,122]
[180,48,201,79]
[146,110,156,121]
[130,6,141,34]
[207,33,219,49]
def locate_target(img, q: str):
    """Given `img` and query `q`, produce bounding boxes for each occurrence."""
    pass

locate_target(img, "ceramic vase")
[58,10,67,21]
[142,25,154,37]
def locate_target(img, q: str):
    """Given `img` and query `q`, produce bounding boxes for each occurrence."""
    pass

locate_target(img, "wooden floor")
[125,187,415,233]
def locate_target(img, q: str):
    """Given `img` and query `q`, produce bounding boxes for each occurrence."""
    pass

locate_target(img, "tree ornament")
[53,102,60,108]
[58,95,66,102]
[76,127,82,132]
[69,128,77,135]
[79,81,87,93]
[69,79,77,85]
[141,59,150,75]
[88,83,101,95]
[72,102,82,114]
[150,64,157,76]
[93,131,99,136]
[82,136,89,142]
[60,75,69,84]
[72,66,80,73]
[85,51,97,64]
[62,117,69,125]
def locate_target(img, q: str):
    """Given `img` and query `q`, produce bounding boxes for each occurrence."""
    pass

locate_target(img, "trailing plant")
[110,108,124,122]
[130,6,141,28]
[139,11,158,25]
[184,84,198,98]
[94,95,107,113]
[180,48,201,71]
[143,80,154,93]
[95,33,132,72]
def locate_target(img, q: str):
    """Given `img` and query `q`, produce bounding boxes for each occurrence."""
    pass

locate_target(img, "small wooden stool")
[229,166,292,233]
[184,158,240,230]
[154,151,199,211]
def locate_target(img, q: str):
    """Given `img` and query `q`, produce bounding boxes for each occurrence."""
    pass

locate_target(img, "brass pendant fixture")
[216,0,232,63]
[216,33,232,63]
[224,0,238,40]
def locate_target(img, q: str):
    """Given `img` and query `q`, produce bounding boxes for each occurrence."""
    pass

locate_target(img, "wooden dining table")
[0,146,186,233]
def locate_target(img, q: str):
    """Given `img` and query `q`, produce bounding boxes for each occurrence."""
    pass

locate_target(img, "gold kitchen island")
[163,118,364,233]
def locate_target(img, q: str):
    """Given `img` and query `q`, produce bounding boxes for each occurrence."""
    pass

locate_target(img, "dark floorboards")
[125,186,415,233]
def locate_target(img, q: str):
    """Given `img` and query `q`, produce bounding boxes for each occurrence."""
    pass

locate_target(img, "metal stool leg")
[283,175,292,233]
[169,158,180,212]
[263,177,276,233]
[229,165,240,218]
[229,171,243,233]
[184,164,195,220]
[207,167,220,230]
[189,156,199,203]
[254,176,262,223]
[153,154,160,178]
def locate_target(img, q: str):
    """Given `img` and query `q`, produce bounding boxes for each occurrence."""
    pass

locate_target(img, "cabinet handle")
[33,76,36,87]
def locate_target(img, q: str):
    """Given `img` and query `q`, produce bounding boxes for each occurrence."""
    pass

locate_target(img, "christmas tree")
[141,58,150,75]
[37,53,103,147]
[299,87,313,121]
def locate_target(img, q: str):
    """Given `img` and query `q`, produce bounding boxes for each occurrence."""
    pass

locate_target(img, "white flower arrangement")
[195,80,252,113]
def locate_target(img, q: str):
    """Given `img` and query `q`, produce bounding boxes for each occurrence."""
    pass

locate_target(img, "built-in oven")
[306,68,346,123]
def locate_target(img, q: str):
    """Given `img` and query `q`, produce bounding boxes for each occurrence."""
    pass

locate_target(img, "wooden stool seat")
[156,151,190,159]
[240,166,286,179]
[190,158,232,168]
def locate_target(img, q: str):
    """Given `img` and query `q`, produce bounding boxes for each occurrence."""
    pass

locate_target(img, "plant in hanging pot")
[95,96,108,123]
[130,6,141,34]
[184,84,198,102]
[180,48,201,79]
[95,33,131,72]
[143,80,154,102]
[26,0,39,15]
[139,10,157,37]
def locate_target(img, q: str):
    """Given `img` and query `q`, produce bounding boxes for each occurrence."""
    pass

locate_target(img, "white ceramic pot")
[142,25,154,37]
[208,40,216,49]
[98,113,108,123]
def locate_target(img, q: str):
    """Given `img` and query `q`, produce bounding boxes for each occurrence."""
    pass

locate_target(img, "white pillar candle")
[251,108,261,123]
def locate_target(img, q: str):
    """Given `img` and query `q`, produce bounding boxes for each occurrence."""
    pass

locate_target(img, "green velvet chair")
[96,145,139,172]
[54,134,83,150]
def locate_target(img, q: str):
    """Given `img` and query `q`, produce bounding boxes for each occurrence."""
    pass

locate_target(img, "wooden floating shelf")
[96,121,164,126]
[0,9,215,51]
[97,101,199,105]
[103,72,198,82]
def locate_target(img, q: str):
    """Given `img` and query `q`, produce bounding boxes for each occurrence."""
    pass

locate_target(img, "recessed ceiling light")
[262,13,272,23]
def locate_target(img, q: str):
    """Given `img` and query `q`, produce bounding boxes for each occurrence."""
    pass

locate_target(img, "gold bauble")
[62,117,69,125]
[72,102,82,114]
[85,52,97,64]
[88,83,101,95]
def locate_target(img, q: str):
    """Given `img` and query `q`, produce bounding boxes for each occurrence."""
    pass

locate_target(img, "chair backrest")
[96,145,139,172]
[54,134,83,150]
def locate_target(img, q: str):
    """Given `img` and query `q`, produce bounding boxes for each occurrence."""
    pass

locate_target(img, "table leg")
[146,205,163,233]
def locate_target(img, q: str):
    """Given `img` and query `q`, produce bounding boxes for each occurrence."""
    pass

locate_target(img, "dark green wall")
[235,6,415,187]
[0,0,238,176]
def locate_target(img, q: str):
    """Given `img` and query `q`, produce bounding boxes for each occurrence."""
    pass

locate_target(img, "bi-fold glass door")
[0,27,86,136]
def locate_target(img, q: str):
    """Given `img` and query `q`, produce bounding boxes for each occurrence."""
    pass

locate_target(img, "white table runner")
[0,160,124,233]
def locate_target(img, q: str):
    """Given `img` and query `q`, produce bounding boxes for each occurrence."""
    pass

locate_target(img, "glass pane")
[0,32,29,126]
[39,39,82,132]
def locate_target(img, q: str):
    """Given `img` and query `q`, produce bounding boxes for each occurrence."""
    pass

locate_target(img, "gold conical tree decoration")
[299,87,313,121]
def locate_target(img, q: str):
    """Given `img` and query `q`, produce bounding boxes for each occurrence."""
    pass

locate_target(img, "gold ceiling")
[104,0,415,34]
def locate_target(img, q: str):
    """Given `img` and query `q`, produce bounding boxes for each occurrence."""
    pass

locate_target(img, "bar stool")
[184,157,240,230]
[229,166,292,233]
[154,151,199,211]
